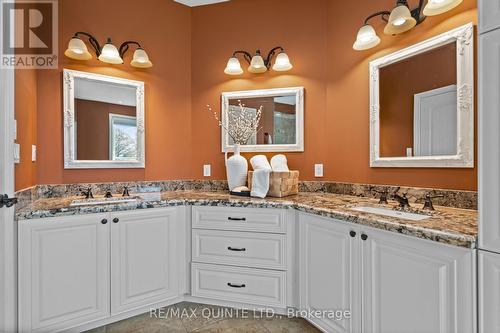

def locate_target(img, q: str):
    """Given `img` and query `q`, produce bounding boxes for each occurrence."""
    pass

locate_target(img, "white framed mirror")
[63,69,145,169]
[369,23,474,168]
[221,87,304,152]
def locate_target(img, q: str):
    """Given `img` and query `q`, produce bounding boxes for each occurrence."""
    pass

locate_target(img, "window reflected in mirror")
[379,42,457,158]
[227,95,297,146]
[74,77,138,161]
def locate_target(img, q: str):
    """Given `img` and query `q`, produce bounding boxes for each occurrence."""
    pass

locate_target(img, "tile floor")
[85,302,321,333]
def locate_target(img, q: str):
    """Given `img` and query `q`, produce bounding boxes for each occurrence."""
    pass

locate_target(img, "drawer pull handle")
[227,247,246,252]
[227,217,246,221]
[227,283,246,288]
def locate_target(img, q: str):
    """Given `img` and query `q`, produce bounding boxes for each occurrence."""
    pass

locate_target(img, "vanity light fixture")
[64,32,153,68]
[224,47,292,75]
[353,0,463,51]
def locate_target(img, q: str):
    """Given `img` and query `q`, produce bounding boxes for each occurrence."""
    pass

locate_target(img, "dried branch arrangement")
[207,100,263,145]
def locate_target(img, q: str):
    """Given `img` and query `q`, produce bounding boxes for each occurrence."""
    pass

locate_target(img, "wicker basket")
[248,170,299,198]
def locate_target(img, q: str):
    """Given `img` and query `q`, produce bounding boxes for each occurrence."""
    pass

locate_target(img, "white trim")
[220,87,304,153]
[0,67,17,331]
[369,23,474,168]
[63,69,145,169]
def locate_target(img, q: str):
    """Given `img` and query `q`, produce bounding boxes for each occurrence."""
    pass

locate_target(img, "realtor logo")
[1,0,58,69]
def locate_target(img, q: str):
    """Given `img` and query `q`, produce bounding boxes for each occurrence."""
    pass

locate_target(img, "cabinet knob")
[101,219,108,224]
[361,234,368,241]
[113,218,119,223]
[349,231,356,238]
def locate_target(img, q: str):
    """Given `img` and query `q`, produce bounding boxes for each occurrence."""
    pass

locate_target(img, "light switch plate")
[32,145,36,162]
[314,164,323,177]
[14,143,20,164]
[14,119,17,140]
[203,164,211,177]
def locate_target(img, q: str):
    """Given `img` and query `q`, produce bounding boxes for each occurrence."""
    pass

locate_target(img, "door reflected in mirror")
[379,43,457,158]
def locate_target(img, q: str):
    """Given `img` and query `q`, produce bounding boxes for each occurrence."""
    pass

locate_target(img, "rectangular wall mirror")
[221,87,304,152]
[369,23,474,168]
[63,69,145,169]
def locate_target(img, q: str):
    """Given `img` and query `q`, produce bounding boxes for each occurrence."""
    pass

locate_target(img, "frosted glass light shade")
[224,57,243,75]
[384,4,417,35]
[131,48,152,68]
[64,37,92,60]
[272,52,293,71]
[98,40,123,64]
[248,54,267,73]
[353,24,381,50]
[423,0,463,16]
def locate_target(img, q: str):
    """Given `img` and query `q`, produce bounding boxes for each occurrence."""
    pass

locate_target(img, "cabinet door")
[479,0,500,34]
[479,250,500,333]
[479,30,500,253]
[299,213,360,333]
[361,228,475,333]
[18,214,110,333]
[111,208,179,314]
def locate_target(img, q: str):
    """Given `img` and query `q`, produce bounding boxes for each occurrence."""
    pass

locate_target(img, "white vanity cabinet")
[299,213,475,333]
[18,213,111,333]
[299,213,360,333]
[190,206,294,310]
[110,209,179,315]
[479,0,500,34]
[18,207,183,333]
[361,227,475,333]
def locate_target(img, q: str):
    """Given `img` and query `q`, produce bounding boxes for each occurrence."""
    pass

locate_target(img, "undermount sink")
[350,206,431,221]
[70,197,138,207]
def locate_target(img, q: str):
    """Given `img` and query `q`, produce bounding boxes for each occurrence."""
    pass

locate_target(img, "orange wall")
[192,0,477,191]
[19,0,477,191]
[36,0,192,184]
[14,69,37,191]
[379,43,457,157]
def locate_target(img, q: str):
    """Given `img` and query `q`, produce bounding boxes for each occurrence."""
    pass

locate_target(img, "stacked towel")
[249,155,272,198]
[270,154,289,172]
[249,154,290,198]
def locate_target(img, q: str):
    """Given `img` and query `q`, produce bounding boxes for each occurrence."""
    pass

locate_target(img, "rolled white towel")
[270,154,289,172]
[250,155,272,171]
[250,169,271,198]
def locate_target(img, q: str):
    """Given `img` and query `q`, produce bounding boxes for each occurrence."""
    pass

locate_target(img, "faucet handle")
[122,186,130,197]
[80,187,94,199]
[422,194,444,211]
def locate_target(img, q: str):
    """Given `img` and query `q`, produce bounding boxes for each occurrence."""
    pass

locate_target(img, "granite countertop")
[16,191,478,248]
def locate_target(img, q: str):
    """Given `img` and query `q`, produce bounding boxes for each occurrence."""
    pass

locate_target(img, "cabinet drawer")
[192,206,286,233]
[191,263,286,308]
[192,229,286,270]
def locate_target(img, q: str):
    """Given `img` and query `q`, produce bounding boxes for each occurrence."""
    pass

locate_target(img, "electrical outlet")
[32,145,36,162]
[14,143,20,164]
[314,164,324,177]
[203,164,211,177]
